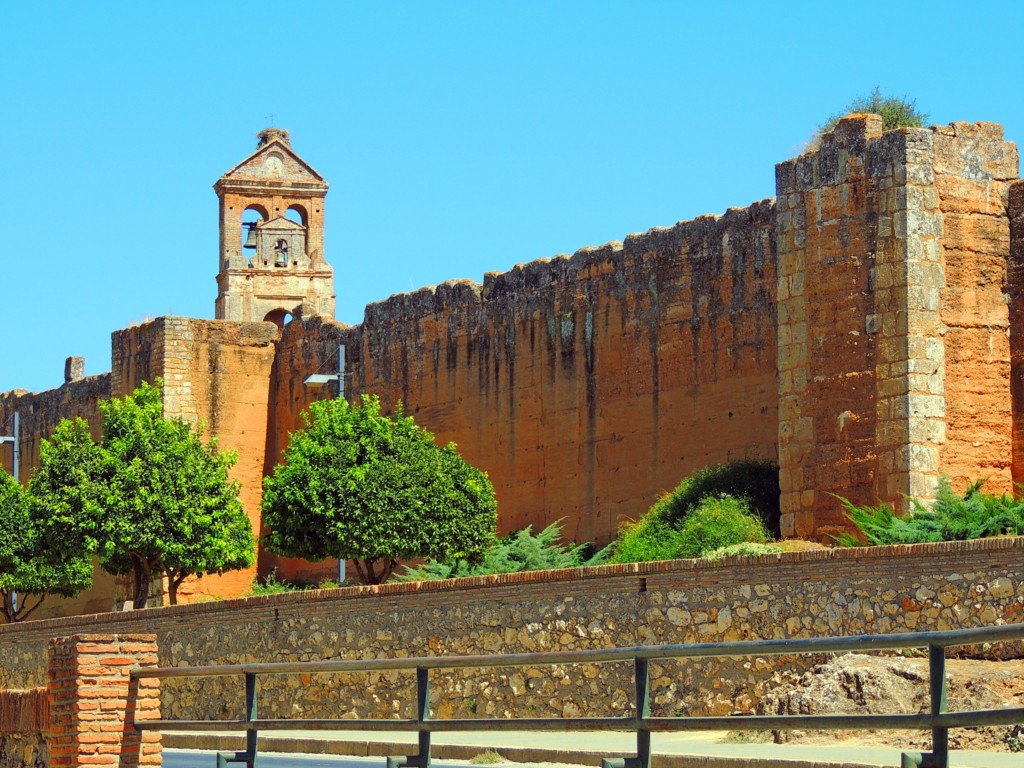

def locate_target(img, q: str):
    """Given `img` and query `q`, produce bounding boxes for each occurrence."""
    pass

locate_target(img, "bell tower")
[214,128,335,325]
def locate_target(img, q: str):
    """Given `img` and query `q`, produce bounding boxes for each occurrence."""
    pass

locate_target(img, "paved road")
[164,750,546,768]
[163,731,1024,768]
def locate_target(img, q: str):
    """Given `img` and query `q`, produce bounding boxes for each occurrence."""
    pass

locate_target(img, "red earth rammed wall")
[263,201,780,576]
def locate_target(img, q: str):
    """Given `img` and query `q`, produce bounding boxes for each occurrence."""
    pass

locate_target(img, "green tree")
[262,394,497,584]
[0,471,92,622]
[33,382,256,608]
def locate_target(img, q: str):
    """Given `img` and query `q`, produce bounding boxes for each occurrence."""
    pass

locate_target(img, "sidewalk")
[163,728,1023,768]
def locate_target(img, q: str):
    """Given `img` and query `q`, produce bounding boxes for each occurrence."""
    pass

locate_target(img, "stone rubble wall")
[0,540,1020,724]
[0,689,47,768]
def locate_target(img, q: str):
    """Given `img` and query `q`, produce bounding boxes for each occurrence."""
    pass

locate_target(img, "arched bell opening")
[242,204,269,254]
[285,204,308,227]
[263,309,293,329]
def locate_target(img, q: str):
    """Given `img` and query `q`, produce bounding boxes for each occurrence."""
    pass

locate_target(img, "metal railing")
[131,622,1024,768]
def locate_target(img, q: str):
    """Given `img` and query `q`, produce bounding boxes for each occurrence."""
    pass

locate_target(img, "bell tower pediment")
[214,129,335,324]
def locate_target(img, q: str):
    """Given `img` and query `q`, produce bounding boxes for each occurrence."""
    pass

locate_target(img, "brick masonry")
[46,635,160,768]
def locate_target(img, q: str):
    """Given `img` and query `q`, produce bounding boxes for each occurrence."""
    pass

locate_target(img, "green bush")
[673,496,770,558]
[608,509,692,564]
[703,541,781,561]
[647,459,780,538]
[613,494,769,563]
[819,86,928,136]
[394,520,612,582]
[836,478,1024,547]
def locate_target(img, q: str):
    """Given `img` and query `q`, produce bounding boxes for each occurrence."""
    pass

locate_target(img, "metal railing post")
[417,666,431,768]
[635,657,651,768]
[215,672,258,768]
[929,644,948,768]
[245,672,258,768]
[388,667,431,768]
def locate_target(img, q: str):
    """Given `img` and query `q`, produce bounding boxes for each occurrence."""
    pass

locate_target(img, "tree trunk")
[0,591,45,623]
[131,555,153,609]
[355,557,398,585]
[166,570,189,605]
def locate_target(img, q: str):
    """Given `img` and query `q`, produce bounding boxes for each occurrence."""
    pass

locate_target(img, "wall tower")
[214,128,335,325]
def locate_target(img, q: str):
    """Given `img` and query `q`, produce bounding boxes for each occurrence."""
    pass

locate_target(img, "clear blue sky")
[2,1,1022,395]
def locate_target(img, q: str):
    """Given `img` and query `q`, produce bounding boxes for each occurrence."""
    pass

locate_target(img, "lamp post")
[1,411,20,614]
[0,411,19,482]
[303,345,349,584]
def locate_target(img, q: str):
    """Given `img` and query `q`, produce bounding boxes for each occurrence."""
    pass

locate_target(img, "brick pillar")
[46,634,161,768]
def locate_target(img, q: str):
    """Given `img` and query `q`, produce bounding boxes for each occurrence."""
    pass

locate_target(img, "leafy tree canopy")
[262,394,497,584]
[33,381,256,608]
[0,471,93,622]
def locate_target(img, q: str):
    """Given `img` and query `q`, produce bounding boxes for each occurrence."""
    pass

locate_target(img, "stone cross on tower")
[214,128,335,326]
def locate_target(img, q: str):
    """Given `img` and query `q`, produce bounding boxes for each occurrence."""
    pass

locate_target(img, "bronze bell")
[243,225,258,250]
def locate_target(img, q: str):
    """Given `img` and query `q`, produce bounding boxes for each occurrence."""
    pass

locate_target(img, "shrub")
[613,494,769,563]
[704,542,781,561]
[394,520,612,582]
[836,478,1024,546]
[809,87,928,149]
[647,459,780,538]
[262,394,497,584]
[673,495,770,559]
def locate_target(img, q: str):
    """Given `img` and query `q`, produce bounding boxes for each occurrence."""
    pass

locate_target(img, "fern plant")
[836,478,1024,546]
[394,520,612,582]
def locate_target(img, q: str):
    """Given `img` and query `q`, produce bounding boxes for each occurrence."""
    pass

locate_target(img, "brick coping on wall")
[1,537,1020,639]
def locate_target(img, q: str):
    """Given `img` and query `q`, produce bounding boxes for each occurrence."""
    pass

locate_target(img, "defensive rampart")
[1,117,1022,607]
[0,540,1020,723]
[263,201,779,579]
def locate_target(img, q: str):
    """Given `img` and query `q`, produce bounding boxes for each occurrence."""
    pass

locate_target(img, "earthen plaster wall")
[110,318,280,600]
[261,203,779,569]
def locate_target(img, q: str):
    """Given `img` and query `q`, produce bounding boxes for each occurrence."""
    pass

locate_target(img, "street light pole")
[0,411,19,482]
[303,345,349,584]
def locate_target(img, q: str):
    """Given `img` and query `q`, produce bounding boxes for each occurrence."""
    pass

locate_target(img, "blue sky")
[2,1,1022,396]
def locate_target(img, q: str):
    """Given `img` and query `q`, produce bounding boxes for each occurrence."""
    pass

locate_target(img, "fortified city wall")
[1,117,1022,607]
[261,200,779,580]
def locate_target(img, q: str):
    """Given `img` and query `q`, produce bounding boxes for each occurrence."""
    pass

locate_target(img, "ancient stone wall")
[932,122,1018,492]
[111,318,280,600]
[0,375,110,484]
[0,689,47,768]
[270,203,779,557]
[776,116,1020,539]
[0,540,1020,723]
[1010,181,1024,486]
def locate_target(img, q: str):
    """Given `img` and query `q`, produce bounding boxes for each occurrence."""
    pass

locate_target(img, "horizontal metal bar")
[133,707,1024,735]
[934,707,1024,729]
[132,622,1024,680]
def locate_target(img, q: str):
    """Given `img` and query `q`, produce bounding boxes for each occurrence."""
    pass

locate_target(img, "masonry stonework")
[0,541,1021,724]
[775,116,1019,539]
[1,120,1022,609]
